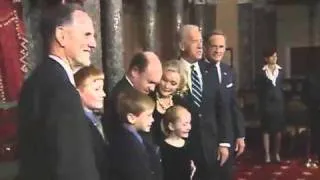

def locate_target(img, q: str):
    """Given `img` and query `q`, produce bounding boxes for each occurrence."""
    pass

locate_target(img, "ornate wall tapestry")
[0,0,28,161]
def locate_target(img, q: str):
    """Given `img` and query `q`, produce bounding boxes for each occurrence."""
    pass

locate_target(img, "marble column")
[190,2,205,35]
[307,2,317,46]
[100,0,124,92]
[253,2,276,76]
[142,0,157,51]
[172,0,184,57]
[238,2,254,89]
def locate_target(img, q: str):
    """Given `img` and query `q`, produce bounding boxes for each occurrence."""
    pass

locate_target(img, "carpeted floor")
[234,150,320,180]
[234,127,320,180]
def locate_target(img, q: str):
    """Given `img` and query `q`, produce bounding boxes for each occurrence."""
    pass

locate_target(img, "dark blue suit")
[108,126,156,180]
[85,112,109,179]
[218,62,245,180]
[178,60,232,180]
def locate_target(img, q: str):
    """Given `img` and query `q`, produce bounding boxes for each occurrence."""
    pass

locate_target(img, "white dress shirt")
[216,62,222,84]
[262,64,282,86]
[180,58,203,92]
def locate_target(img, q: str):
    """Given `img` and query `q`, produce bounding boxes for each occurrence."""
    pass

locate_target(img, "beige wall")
[276,4,320,78]
[216,0,239,83]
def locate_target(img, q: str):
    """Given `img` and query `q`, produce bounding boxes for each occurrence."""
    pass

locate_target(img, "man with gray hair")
[18,4,99,180]
[178,24,232,180]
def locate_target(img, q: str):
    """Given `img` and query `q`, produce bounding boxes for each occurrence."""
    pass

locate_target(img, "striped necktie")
[191,65,202,107]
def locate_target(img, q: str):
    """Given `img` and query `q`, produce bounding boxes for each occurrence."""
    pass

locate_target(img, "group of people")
[17,3,297,180]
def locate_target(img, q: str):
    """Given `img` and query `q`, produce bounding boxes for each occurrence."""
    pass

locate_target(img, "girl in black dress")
[256,48,285,163]
[160,105,195,180]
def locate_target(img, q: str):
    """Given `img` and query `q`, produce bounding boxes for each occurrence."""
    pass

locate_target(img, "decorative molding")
[194,0,206,5]
[238,0,252,4]
[206,0,217,5]
[202,0,253,5]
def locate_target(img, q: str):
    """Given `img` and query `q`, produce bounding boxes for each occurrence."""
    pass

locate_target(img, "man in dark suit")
[178,25,232,180]
[103,51,163,180]
[18,4,99,180]
[204,30,246,180]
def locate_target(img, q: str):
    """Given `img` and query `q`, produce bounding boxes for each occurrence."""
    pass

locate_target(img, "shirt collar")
[125,75,134,87]
[181,58,199,71]
[204,58,220,67]
[123,123,143,144]
[216,61,221,67]
[49,55,75,86]
[262,64,282,71]
[83,107,98,125]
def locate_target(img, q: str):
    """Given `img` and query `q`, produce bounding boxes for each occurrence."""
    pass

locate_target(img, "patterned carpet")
[234,127,320,180]
[235,150,320,180]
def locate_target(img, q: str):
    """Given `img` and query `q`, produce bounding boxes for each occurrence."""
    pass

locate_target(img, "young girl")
[160,105,195,180]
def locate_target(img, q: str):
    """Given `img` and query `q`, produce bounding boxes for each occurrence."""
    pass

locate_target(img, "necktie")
[191,65,202,107]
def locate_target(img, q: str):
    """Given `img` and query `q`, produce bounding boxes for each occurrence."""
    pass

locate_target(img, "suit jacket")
[103,77,133,138]
[178,60,232,169]
[85,114,109,179]
[256,68,284,115]
[108,126,156,180]
[219,63,245,140]
[18,58,99,180]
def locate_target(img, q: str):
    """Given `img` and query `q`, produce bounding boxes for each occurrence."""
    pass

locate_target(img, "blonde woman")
[150,59,188,145]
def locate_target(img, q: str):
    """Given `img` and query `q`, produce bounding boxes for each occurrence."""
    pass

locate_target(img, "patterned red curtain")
[0,0,28,160]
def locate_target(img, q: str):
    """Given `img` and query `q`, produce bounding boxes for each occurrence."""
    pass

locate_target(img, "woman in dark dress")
[256,48,285,163]
[160,105,195,180]
[150,59,188,145]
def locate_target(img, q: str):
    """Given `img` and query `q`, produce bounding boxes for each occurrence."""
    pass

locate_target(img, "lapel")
[275,69,282,85]
[85,112,105,141]
[220,63,233,87]
[198,59,211,84]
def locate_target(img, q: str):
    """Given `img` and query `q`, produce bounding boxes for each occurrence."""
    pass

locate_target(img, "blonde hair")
[74,65,104,88]
[161,105,188,136]
[162,59,188,95]
[117,89,155,123]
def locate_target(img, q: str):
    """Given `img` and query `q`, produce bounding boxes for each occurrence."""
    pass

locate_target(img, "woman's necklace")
[156,94,173,114]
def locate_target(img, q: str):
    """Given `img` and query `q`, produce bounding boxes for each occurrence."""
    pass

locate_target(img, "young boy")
[108,89,158,180]
[74,65,108,178]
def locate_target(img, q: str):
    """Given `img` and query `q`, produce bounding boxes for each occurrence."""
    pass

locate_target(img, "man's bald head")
[127,51,163,94]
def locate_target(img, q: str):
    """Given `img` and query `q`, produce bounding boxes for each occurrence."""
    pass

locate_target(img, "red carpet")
[235,150,320,180]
